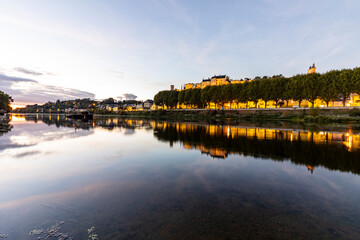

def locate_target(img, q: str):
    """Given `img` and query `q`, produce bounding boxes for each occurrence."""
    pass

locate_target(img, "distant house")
[106,104,119,112]
[231,78,251,84]
[200,78,211,88]
[124,103,137,111]
[182,75,231,90]
[136,103,144,110]
[144,100,154,109]
[308,63,316,74]
[210,75,230,86]
[185,83,195,89]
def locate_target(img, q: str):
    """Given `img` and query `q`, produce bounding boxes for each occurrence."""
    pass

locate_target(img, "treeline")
[0,91,13,112]
[12,97,143,113]
[154,68,360,108]
[13,98,98,113]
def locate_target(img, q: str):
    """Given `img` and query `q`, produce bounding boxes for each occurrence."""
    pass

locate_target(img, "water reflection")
[1,115,360,239]
[8,114,360,175]
[153,122,360,175]
[0,115,93,154]
[0,115,12,137]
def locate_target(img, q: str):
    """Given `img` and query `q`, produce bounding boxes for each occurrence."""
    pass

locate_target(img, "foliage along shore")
[154,67,360,109]
[119,107,360,124]
[0,91,13,112]
[13,107,360,123]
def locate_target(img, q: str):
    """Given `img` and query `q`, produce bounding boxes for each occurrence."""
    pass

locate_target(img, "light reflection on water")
[0,114,360,239]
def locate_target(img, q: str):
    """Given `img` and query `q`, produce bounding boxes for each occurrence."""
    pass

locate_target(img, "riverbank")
[11,107,360,124]
[118,107,360,123]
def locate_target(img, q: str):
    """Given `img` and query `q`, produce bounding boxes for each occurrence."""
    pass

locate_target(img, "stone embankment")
[121,107,360,123]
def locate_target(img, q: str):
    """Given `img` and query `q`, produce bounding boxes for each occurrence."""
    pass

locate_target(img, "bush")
[206,110,217,116]
[155,109,166,116]
[303,116,314,122]
[309,108,320,117]
[281,111,298,119]
[348,108,360,117]
[314,115,331,123]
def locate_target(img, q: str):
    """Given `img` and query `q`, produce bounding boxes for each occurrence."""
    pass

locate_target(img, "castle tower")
[308,63,316,74]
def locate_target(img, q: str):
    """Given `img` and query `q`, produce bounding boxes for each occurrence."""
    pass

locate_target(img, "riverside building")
[159,64,360,109]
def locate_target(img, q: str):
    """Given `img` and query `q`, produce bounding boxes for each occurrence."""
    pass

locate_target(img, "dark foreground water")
[1,114,360,240]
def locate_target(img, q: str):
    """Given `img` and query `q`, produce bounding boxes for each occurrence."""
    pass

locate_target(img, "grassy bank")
[117,107,360,123]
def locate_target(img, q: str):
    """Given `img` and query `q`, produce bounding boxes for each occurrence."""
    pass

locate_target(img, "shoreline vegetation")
[119,107,360,124]
[0,91,13,112]
[154,67,360,109]
[11,107,360,124]
[10,113,360,135]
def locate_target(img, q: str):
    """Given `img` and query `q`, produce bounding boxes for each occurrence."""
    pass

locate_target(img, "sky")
[1,0,360,108]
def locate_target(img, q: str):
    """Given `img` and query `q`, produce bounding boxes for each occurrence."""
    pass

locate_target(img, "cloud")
[0,73,95,106]
[0,73,37,83]
[13,150,41,158]
[108,70,124,78]
[121,93,137,100]
[14,67,44,76]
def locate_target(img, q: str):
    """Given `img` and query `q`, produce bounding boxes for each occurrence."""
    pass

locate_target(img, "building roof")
[309,63,316,69]
[211,75,227,79]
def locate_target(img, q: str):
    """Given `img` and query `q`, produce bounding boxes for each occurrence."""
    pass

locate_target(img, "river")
[0,114,360,239]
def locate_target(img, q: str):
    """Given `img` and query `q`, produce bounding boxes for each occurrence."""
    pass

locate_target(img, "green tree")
[270,76,287,107]
[154,90,167,108]
[304,73,321,107]
[319,70,339,107]
[0,91,13,112]
[100,97,116,105]
[231,83,243,108]
[184,89,192,107]
[209,86,221,108]
[283,80,293,107]
[202,86,217,108]
[189,89,202,108]
[247,80,261,108]
[167,90,179,109]
[221,84,233,108]
[259,78,272,108]
[238,82,249,106]
[289,74,306,107]
[178,90,185,108]
[337,69,353,106]
[352,67,360,95]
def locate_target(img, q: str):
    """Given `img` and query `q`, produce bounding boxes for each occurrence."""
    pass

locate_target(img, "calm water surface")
[1,114,360,239]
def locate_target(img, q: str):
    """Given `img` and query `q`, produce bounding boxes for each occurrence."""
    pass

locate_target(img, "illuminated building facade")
[182,75,247,90]
[308,63,316,74]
